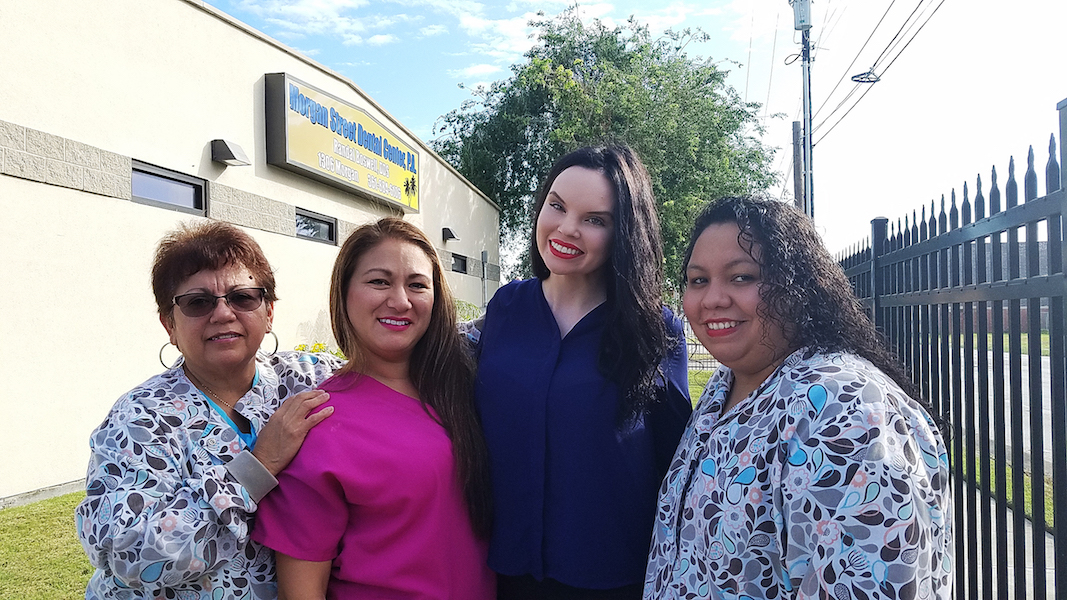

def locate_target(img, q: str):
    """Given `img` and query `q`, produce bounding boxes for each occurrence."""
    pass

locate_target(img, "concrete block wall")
[0,120,132,201]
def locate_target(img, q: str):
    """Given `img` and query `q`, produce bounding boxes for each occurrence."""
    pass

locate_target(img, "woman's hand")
[252,390,332,476]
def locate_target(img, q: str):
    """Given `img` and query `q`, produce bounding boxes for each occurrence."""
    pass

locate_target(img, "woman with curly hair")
[469,145,692,598]
[644,196,952,600]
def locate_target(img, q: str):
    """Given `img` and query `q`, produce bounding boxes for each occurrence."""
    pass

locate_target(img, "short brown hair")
[151,221,277,325]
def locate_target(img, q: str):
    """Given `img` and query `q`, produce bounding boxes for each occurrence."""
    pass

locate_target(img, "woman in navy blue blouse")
[471,145,692,599]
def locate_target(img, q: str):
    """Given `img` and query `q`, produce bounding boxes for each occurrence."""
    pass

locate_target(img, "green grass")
[0,492,92,599]
[2,447,1054,598]
[960,451,1055,529]
[983,331,1051,357]
[688,369,712,405]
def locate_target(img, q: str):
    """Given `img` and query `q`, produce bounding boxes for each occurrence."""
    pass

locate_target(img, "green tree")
[432,10,778,289]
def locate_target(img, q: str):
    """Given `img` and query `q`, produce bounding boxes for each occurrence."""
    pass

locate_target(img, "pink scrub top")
[253,373,494,599]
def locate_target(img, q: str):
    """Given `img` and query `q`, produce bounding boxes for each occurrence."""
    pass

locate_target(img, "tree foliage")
[431,10,778,289]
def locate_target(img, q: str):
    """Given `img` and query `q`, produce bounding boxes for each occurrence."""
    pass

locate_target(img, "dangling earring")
[159,342,183,369]
[260,330,279,357]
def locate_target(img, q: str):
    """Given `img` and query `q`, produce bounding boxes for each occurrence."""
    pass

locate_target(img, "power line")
[776,102,803,200]
[814,4,847,59]
[812,0,896,120]
[815,0,951,144]
[763,10,781,117]
[812,0,947,144]
[812,0,933,130]
[867,0,930,70]
[810,1,835,60]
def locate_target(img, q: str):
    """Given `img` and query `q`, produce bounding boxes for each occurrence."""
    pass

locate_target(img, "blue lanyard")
[199,369,260,450]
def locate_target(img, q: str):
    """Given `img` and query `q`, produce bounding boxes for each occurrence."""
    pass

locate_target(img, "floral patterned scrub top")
[644,349,952,600]
[76,351,342,600]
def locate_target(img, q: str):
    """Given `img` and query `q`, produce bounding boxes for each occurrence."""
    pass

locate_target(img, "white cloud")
[237,0,370,38]
[569,2,616,22]
[237,0,369,17]
[448,63,504,79]
[368,34,399,45]
[503,0,570,11]
[420,24,448,37]
[395,0,487,21]
[459,13,540,61]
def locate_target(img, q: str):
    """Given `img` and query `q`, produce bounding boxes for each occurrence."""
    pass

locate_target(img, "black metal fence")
[839,99,1067,599]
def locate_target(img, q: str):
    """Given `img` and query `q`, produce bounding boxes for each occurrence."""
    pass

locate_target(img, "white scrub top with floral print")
[644,349,952,600]
[76,351,342,600]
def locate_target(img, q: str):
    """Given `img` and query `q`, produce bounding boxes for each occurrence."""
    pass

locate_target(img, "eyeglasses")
[172,288,267,318]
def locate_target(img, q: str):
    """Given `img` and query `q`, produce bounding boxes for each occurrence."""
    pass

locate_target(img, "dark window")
[296,208,337,244]
[451,253,468,274]
[131,161,206,215]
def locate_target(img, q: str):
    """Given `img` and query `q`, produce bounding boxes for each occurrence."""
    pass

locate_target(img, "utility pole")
[791,0,814,218]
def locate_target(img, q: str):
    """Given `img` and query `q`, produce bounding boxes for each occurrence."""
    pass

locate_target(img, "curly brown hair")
[682,196,922,401]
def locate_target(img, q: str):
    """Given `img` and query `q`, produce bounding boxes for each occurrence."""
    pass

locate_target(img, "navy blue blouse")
[475,278,691,589]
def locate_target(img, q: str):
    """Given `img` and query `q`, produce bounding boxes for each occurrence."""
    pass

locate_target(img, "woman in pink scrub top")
[253,217,494,599]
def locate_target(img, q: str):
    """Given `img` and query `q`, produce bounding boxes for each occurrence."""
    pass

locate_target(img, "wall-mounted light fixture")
[442,227,460,242]
[211,139,251,167]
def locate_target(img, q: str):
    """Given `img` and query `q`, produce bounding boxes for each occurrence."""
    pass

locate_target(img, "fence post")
[1056,96,1067,599]
[870,217,889,332]
[1059,98,1067,191]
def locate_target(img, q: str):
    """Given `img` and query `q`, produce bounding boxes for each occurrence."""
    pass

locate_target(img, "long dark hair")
[681,196,923,401]
[530,145,672,419]
[330,217,492,536]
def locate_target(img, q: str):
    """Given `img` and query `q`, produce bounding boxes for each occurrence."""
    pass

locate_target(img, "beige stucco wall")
[0,0,499,500]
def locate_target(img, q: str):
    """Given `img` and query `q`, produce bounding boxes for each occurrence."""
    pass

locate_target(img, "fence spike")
[1006,155,1018,209]
[921,205,929,241]
[939,195,948,234]
[961,182,972,225]
[1024,145,1038,201]
[1047,133,1060,193]
[897,218,903,250]
[990,166,1001,214]
[975,174,985,220]
[911,210,919,243]
[950,189,959,229]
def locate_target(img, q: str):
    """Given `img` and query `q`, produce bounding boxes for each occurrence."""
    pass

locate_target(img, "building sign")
[265,73,419,212]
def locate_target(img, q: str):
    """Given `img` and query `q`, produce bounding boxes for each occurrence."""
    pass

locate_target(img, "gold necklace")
[184,367,238,411]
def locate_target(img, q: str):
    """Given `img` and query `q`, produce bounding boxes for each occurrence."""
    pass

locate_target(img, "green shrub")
[294,342,346,359]
[455,299,482,322]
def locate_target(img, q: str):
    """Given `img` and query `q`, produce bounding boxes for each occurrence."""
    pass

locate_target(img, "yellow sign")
[265,73,419,212]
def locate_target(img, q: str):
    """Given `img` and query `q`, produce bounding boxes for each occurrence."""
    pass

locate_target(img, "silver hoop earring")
[260,330,279,357]
[159,342,182,369]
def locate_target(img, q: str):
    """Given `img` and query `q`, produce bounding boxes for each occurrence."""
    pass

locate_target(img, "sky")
[205,0,1066,254]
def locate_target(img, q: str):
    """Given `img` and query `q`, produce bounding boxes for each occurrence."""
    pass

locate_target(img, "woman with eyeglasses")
[76,220,343,600]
